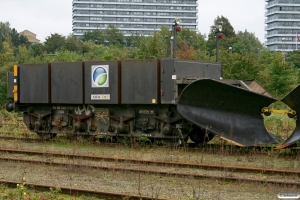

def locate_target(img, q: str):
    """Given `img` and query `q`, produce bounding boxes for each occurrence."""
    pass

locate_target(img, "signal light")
[177,27,182,32]
[174,18,181,25]
[219,33,224,39]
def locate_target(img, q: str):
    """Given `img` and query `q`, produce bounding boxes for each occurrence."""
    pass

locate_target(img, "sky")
[0,0,266,43]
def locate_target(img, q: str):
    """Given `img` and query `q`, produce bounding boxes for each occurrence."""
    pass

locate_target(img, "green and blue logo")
[92,65,109,87]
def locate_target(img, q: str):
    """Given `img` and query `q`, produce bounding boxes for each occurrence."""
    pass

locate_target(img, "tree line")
[0,16,300,104]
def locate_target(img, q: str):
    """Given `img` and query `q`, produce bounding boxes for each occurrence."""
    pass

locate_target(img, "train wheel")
[37,132,57,140]
[189,126,214,144]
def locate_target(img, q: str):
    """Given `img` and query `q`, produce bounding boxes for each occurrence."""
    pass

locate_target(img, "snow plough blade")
[275,85,300,150]
[177,79,279,146]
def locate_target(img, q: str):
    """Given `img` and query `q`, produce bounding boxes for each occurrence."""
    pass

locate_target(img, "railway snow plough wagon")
[5,58,300,148]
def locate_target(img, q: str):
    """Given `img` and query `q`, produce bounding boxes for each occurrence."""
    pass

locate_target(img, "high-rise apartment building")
[72,0,198,37]
[265,0,300,51]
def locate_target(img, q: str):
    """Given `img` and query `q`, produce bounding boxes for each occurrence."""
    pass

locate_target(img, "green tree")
[104,24,124,46]
[206,16,235,60]
[135,30,166,59]
[124,32,141,47]
[0,41,15,104]
[221,50,260,79]
[55,50,83,62]
[178,28,206,51]
[136,36,150,59]
[148,31,164,58]
[156,26,171,57]
[0,41,14,66]
[10,28,30,48]
[231,40,248,54]
[102,46,126,60]
[81,29,104,44]
[0,40,3,53]
[28,43,44,57]
[210,16,236,38]
[235,30,263,54]
[286,50,300,69]
[268,53,297,97]
[0,22,11,43]
[44,33,65,53]
[16,45,29,64]
[177,42,198,60]
[82,42,106,60]
[64,34,82,52]
[0,22,31,52]
[254,50,296,97]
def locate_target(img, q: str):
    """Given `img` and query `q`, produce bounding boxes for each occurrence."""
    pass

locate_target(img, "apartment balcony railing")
[265,0,300,8]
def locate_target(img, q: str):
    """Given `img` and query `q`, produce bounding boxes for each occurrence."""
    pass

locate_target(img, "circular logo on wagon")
[92,65,109,87]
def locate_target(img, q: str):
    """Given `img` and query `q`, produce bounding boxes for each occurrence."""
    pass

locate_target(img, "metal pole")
[173,24,177,58]
[216,33,220,62]
[296,32,298,50]
[283,39,285,63]
[170,37,173,57]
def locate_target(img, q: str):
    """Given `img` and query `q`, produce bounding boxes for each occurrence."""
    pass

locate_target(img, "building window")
[73,0,197,37]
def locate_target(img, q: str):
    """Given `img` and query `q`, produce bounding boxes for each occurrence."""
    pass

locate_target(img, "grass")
[0,184,103,200]
[0,162,297,200]
[0,109,33,137]
[263,101,296,140]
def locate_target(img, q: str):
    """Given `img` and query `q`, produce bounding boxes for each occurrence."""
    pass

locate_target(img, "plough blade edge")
[275,85,300,149]
[177,79,279,147]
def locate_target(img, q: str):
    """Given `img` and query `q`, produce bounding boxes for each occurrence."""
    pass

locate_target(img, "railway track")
[0,148,300,187]
[0,148,298,176]
[0,179,170,200]
[0,133,295,155]
[0,135,41,142]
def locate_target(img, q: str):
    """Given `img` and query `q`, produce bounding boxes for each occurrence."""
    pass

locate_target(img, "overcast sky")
[0,0,266,43]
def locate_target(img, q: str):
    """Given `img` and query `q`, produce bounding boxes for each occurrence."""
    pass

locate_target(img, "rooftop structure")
[20,30,40,43]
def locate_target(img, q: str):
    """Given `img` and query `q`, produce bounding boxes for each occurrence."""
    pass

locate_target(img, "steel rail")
[1,156,300,188]
[0,179,170,200]
[0,134,298,155]
[0,148,299,176]
[0,136,41,142]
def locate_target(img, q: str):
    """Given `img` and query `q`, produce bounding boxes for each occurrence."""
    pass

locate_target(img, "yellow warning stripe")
[13,64,17,76]
[261,108,296,115]
[13,85,18,102]
[13,64,18,102]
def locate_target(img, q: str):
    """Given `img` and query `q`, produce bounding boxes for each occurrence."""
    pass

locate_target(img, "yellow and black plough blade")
[275,85,300,149]
[177,79,279,146]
